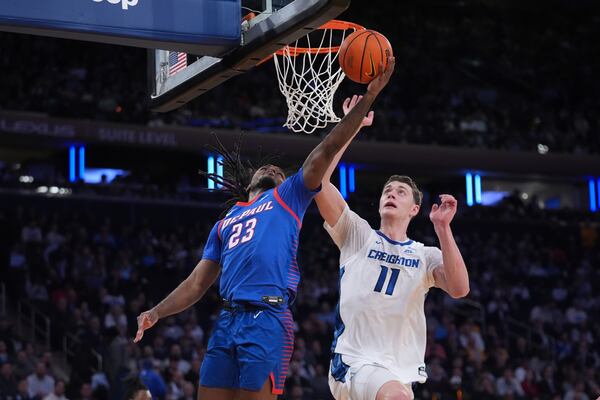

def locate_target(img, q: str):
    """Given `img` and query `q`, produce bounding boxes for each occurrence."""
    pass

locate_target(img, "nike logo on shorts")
[253,311,263,319]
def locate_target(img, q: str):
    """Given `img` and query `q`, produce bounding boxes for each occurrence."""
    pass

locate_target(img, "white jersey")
[325,206,443,384]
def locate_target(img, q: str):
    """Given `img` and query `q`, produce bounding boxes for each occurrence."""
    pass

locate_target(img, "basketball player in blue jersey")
[316,96,470,400]
[133,58,396,400]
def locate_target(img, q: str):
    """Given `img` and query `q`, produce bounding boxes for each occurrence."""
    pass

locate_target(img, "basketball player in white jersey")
[315,96,470,400]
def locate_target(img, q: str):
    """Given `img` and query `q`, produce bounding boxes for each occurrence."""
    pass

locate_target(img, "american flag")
[168,51,187,76]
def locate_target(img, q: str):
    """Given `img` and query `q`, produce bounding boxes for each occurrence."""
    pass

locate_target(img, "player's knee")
[376,382,412,400]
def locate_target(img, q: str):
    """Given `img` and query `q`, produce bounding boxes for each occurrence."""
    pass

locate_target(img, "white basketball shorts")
[328,355,414,400]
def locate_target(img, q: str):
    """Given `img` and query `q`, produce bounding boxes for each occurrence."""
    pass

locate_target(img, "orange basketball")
[338,30,393,84]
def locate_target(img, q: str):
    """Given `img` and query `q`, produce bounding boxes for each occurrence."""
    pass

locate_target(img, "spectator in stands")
[8,244,27,292]
[564,381,591,400]
[25,277,49,304]
[43,380,68,400]
[287,385,306,400]
[521,368,540,398]
[21,220,42,243]
[0,362,18,398]
[139,359,166,400]
[181,381,195,400]
[540,365,560,397]
[15,379,34,400]
[0,319,14,353]
[183,358,201,388]
[26,362,55,399]
[104,325,130,399]
[0,341,9,364]
[164,345,190,376]
[165,371,186,400]
[44,225,64,263]
[104,305,127,330]
[78,383,93,400]
[182,319,203,345]
[13,351,36,380]
[123,376,152,400]
[162,318,184,342]
[472,373,497,399]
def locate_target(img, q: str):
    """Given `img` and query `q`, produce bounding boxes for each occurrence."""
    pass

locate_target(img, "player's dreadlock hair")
[200,134,280,210]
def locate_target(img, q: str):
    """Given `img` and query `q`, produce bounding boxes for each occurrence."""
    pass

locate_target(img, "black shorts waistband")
[222,296,285,312]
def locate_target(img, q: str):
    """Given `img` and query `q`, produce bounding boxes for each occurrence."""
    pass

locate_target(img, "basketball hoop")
[272,20,365,134]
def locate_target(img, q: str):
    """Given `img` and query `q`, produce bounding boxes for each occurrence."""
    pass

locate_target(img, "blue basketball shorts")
[199,304,294,394]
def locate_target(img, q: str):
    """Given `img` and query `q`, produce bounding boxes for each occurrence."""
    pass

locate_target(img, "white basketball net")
[273,23,359,134]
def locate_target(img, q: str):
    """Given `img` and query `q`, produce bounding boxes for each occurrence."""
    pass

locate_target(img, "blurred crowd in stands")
[1,2,599,154]
[1,2,599,399]
[0,161,212,204]
[0,190,598,400]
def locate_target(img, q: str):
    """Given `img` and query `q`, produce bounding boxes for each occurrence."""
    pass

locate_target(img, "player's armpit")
[315,182,347,228]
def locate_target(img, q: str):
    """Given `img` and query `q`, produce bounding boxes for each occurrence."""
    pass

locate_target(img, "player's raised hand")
[367,56,395,96]
[133,309,159,343]
[429,194,458,227]
[343,95,374,129]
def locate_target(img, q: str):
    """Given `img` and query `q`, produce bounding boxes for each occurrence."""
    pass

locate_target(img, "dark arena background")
[1,0,599,399]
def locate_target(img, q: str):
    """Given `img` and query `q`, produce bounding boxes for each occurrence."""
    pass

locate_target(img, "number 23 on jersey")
[228,218,257,249]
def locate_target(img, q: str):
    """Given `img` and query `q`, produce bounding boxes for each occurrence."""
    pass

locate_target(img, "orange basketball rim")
[268,20,365,134]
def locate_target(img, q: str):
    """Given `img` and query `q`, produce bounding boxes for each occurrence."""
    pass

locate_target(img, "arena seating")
[1,2,599,154]
[0,193,598,399]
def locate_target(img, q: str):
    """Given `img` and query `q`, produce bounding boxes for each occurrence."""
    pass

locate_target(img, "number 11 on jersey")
[374,265,400,295]
[228,218,257,249]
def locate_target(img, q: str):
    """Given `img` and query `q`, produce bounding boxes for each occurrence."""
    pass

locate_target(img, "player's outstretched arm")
[301,57,395,192]
[315,95,374,227]
[430,195,470,298]
[133,259,220,343]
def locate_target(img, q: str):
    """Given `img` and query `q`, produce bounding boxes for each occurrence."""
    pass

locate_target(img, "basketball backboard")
[0,0,241,56]
[148,0,351,113]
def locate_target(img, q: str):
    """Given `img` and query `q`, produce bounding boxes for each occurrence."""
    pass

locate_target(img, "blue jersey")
[203,168,318,304]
